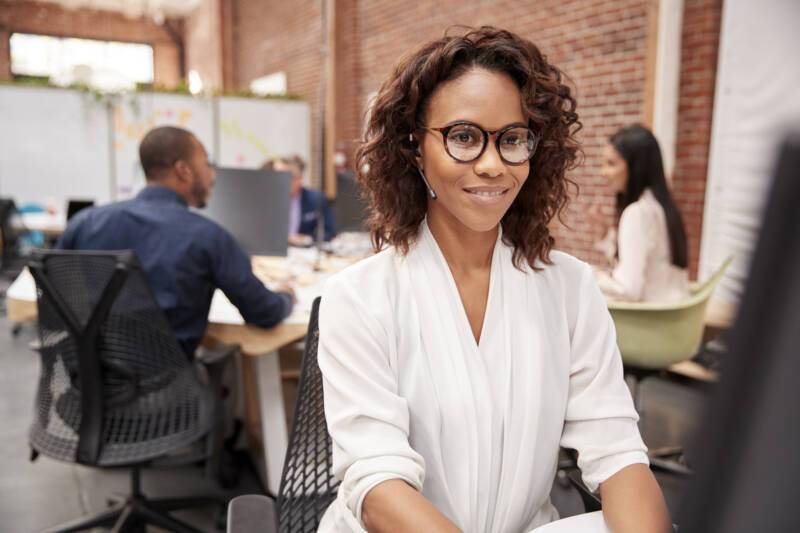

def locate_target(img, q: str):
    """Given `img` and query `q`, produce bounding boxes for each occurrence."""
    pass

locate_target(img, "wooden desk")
[12,212,67,238]
[4,251,360,494]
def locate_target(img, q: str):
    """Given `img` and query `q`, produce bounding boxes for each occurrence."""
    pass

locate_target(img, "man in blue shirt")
[57,126,294,356]
[269,155,336,245]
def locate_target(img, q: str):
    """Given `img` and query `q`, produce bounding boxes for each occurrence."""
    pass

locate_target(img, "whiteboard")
[112,92,215,199]
[217,98,311,182]
[0,85,112,207]
[699,0,800,303]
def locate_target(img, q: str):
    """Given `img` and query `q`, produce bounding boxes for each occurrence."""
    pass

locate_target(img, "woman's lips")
[462,186,510,204]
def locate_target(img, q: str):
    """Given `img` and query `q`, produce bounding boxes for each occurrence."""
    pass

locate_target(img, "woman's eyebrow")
[440,119,529,129]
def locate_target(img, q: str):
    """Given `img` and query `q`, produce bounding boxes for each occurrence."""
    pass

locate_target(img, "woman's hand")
[600,463,672,533]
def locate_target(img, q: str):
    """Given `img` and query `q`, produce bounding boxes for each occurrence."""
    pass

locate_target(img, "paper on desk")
[529,511,610,532]
[6,268,37,302]
[209,279,327,326]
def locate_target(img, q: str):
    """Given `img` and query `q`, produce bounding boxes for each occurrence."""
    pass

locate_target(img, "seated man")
[267,155,336,244]
[57,126,294,356]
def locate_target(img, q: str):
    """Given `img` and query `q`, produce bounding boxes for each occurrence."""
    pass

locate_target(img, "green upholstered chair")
[609,256,733,369]
[608,256,733,475]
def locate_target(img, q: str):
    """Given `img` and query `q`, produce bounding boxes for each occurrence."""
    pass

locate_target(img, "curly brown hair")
[356,26,581,270]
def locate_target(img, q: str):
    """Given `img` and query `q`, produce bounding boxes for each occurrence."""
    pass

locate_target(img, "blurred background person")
[595,125,690,303]
[265,155,336,246]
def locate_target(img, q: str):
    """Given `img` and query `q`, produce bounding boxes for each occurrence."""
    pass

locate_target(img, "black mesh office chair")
[29,249,232,533]
[228,297,340,533]
[0,198,28,278]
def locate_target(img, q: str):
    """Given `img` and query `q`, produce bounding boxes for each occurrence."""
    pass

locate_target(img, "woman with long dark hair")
[317,28,671,533]
[597,125,690,302]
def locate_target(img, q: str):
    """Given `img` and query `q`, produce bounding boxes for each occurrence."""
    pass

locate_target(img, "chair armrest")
[566,469,602,513]
[197,342,239,367]
[227,494,277,533]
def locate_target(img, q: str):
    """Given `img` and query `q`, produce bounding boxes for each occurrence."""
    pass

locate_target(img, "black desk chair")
[29,249,234,533]
[0,198,29,278]
[228,297,339,533]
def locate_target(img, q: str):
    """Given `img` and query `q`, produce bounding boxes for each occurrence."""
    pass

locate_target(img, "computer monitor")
[201,167,292,256]
[678,133,800,532]
[332,170,369,233]
[66,199,94,220]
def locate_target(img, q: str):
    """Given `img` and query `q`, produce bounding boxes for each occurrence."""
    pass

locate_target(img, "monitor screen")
[201,167,292,257]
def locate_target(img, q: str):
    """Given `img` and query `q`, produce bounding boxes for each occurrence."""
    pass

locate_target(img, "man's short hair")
[276,154,306,174]
[139,126,197,180]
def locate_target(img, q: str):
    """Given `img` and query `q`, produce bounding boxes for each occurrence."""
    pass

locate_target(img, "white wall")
[699,0,800,303]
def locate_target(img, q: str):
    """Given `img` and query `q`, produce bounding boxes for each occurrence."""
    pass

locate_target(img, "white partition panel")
[217,98,311,179]
[0,86,311,208]
[112,92,215,199]
[0,85,112,207]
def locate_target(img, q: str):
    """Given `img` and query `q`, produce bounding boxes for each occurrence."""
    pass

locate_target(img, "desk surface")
[12,212,67,237]
[530,511,610,532]
[5,250,362,355]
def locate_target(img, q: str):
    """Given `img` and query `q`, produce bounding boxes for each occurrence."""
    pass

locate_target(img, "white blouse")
[317,220,648,533]
[596,188,689,303]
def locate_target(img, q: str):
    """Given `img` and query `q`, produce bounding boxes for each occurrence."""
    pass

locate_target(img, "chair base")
[42,496,224,533]
[627,370,694,477]
[41,467,226,533]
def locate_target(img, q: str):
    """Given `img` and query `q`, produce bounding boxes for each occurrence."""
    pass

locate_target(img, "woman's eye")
[449,128,479,144]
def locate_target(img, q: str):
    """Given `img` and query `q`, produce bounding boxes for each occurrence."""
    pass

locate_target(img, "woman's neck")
[427,209,497,273]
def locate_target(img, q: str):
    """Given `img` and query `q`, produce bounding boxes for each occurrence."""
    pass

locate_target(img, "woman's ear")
[409,133,423,168]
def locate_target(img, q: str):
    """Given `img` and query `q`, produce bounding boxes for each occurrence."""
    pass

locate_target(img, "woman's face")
[601,143,628,194]
[417,67,530,234]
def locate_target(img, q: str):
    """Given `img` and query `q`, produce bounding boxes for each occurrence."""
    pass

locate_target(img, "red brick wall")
[672,0,723,278]
[0,26,10,79]
[221,0,722,272]
[185,0,223,91]
[231,0,324,182]
[0,0,182,87]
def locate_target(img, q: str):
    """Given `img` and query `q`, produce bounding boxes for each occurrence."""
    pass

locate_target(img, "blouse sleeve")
[596,203,652,301]
[317,273,426,529]
[560,263,649,492]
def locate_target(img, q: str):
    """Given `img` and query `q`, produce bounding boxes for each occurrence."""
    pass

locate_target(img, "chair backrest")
[0,198,19,264]
[276,297,340,532]
[28,249,214,467]
[609,257,733,369]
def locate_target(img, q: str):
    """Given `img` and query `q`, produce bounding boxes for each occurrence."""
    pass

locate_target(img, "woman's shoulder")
[621,189,661,222]
[533,249,592,284]
[322,247,400,305]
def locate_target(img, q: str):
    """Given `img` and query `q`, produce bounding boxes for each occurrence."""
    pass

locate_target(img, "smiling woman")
[358,26,580,269]
[317,26,672,533]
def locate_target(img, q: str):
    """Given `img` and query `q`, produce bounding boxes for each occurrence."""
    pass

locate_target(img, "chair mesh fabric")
[277,298,340,532]
[29,252,214,466]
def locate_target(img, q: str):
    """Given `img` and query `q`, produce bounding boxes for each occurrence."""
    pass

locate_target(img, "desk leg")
[254,351,288,496]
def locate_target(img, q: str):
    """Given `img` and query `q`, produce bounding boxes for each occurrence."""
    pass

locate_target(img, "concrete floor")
[0,288,709,532]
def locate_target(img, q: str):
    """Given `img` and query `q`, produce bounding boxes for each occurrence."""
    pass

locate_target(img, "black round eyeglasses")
[419,121,539,166]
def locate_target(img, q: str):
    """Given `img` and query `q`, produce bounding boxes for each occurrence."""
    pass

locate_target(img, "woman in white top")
[317,27,672,533]
[596,125,690,302]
